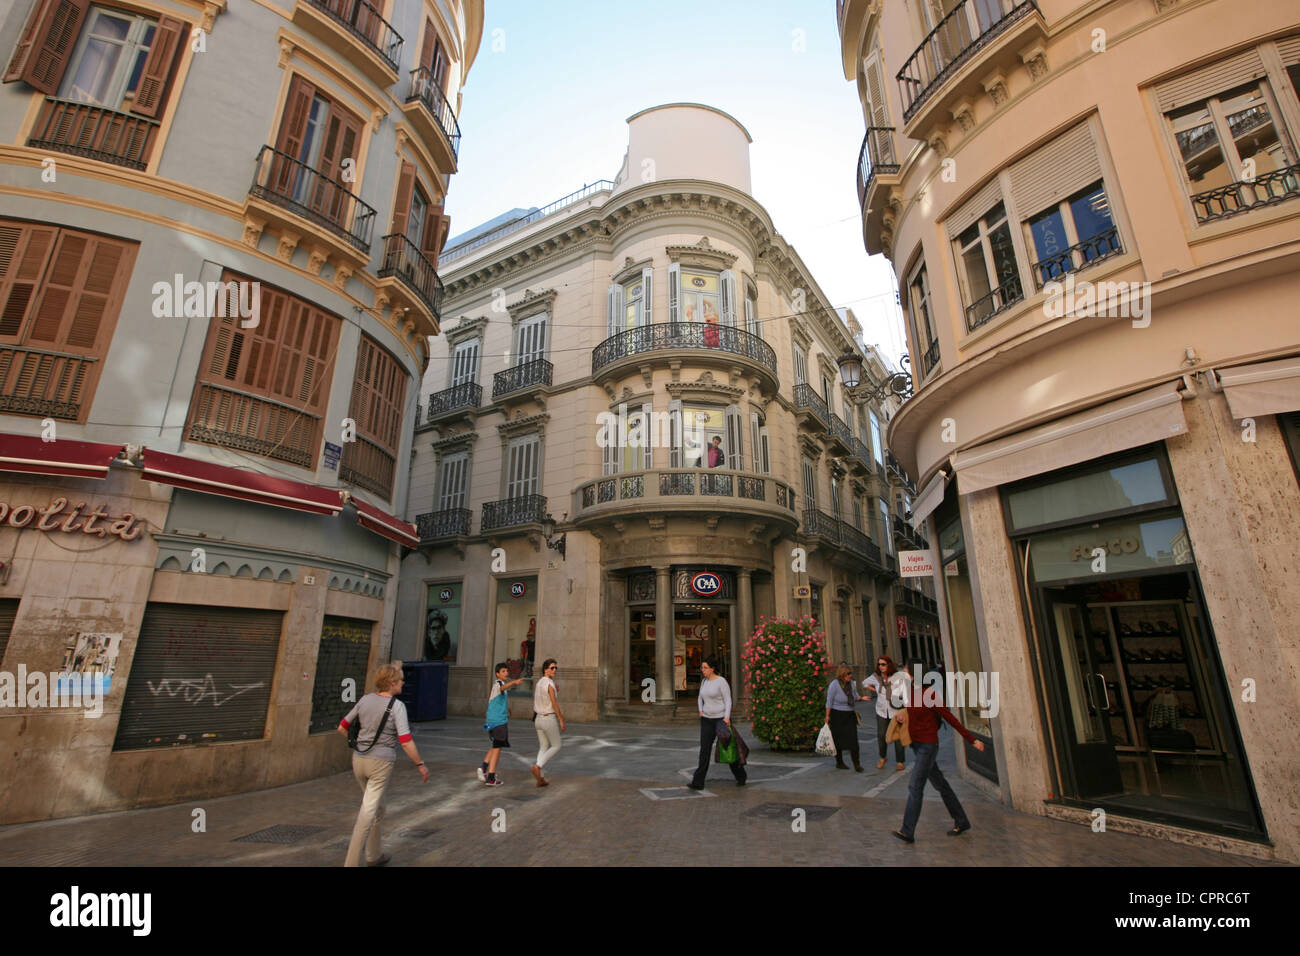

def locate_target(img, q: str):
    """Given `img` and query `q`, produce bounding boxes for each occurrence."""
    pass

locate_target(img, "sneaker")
[476,767,486,782]
[485,778,503,787]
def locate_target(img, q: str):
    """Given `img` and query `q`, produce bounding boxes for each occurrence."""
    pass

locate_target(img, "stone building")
[840,0,1300,860]
[0,0,482,822]
[394,103,904,722]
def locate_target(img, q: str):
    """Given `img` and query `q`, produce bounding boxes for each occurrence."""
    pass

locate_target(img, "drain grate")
[743,802,839,821]
[233,824,328,845]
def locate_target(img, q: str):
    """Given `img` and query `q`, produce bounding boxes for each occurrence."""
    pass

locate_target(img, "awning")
[952,383,1188,495]
[141,448,342,515]
[1217,357,1300,419]
[0,434,125,479]
[350,496,419,548]
[911,468,949,526]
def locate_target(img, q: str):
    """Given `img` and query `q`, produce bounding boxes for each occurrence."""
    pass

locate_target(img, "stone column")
[654,565,674,710]
[866,586,883,661]
[736,569,753,695]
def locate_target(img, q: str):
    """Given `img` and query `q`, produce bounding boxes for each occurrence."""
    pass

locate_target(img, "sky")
[445,0,909,366]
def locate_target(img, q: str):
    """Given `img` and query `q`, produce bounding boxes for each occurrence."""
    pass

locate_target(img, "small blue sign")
[510,581,527,598]
[690,572,722,596]
[323,441,342,470]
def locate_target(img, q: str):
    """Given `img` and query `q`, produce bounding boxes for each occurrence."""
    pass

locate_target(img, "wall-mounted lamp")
[541,512,566,560]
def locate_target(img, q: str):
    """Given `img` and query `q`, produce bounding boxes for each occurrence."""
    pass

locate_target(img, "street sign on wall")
[899,550,937,577]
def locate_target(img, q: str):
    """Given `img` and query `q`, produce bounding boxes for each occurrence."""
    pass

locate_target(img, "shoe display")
[1141,621,1156,635]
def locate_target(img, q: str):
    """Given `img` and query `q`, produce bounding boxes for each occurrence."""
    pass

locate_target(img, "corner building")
[0,0,482,822]
[397,104,905,722]
[840,0,1300,860]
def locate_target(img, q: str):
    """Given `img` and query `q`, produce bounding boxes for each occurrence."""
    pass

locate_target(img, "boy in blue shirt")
[479,663,525,786]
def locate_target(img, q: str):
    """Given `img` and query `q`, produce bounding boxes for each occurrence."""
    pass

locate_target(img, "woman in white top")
[689,657,747,790]
[530,658,565,787]
[862,655,910,770]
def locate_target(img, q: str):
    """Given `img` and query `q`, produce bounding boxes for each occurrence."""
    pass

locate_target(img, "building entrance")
[672,604,732,697]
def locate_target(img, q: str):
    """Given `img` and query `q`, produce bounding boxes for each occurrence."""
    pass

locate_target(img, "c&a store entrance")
[626,567,736,702]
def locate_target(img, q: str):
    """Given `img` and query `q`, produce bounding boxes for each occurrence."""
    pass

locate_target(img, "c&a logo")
[690,572,721,596]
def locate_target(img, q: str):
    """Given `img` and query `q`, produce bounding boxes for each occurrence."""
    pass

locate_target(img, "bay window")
[955,201,1022,330]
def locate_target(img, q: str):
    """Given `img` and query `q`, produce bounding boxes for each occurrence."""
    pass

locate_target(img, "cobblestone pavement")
[0,718,1271,866]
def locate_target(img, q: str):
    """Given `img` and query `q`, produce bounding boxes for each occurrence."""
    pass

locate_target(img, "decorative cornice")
[444,315,488,346]
[497,412,551,437]
[665,236,738,270]
[665,374,746,403]
[613,256,654,285]
[790,317,813,351]
[432,431,479,453]
[507,288,558,323]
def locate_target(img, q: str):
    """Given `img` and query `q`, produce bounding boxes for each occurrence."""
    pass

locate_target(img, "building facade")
[0,0,482,822]
[395,103,905,722]
[840,0,1300,860]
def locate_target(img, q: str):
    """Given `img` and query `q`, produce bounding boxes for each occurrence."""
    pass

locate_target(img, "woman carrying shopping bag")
[824,664,870,771]
[689,657,747,790]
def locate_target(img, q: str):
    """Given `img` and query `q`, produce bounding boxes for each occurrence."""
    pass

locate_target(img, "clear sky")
[446,0,908,366]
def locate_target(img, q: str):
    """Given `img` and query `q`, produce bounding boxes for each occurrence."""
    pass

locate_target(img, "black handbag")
[348,696,396,753]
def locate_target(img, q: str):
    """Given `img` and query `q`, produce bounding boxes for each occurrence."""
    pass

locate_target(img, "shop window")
[1281,412,1300,482]
[309,616,372,734]
[628,608,656,698]
[1004,451,1176,534]
[340,335,408,500]
[494,576,538,688]
[0,598,17,665]
[424,582,462,661]
[936,510,994,747]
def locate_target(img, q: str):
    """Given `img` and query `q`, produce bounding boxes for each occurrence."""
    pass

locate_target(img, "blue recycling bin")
[400,661,448,721]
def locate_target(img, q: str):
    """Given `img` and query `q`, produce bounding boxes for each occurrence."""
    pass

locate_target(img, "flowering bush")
[743,616,832,751]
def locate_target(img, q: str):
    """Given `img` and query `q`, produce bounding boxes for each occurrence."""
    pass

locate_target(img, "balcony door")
[276,76,363,225]
[449,339,479,387]
[515,313,547,366]
[438,452,468,511]
[505,434,540,500]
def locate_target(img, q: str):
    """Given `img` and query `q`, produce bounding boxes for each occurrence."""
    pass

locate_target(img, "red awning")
[141,448,342,516]
[351,496,419,548]
[0,433,125,479]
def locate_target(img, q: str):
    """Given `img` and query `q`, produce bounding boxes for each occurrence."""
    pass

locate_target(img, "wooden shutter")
[419,17,436,70]
[668,399,683,467]
[4,0,89,94]
[350,335,406,455]
[945,176,1004,238]
[131,14,185,118]
[1155,49,1268,111]
[275,75,317,159]
[667,262,680,323]
[422,203,447,264]
[316,102,363,186]
[391,160,415,236]
[641,402,653,469]
[0,222,57,339]
[1277,35,1300,67]
[725,404,743,472]
[1009,122,1103,218]
[640,266,654,325]
[607,283,623,337]
[23,229,135,353]
[720,269,737,327]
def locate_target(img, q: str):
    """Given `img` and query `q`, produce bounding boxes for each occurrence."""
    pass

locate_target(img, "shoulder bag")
[349,696,396,753]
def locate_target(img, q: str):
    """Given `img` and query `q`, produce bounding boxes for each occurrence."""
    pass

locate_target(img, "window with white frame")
[1025,181,1120,287]
[449,338,480,387]
[744,294,758,336]
[515,313,547,365]
[907,261,938,375]
[954,201,1022,330]
[793,344,808,385]
[611,403,654,474]
[504,434,540,499]
[60,7,159,110]
[852,494,864,532]
[878,498,893,554]
[802,456,818,511]
[609,267,653,336]
[821,371,834,406]
[437,452,469,511]
[674,402,735,469]
[869,410,884,466]
[749,411,770,473]
[830,474,842,521]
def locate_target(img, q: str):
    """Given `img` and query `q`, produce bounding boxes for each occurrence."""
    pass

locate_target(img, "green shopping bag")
[716,730,739,764]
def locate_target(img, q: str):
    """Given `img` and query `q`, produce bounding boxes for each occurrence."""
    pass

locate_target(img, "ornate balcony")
[1190,163,1300,224]
[482,494,547,534]
[0,345,99,422]
[792,383,829,432]
[573,468,799,533]
[27,98,160,171]
[403,66,461,173]
[964,276,1024,331]
[850,437,873,474]
[416,508,472,541]
[857,126,901,256]
[245,145,375,268]
[896,0,1044,136]
[186,382,321,469]
[895,582,940,616]
[1031,225,1124,288]
[840,520,884,569]
[376,233,444,336]
[829,413,854,454]
[493,359,552,401]
[921,338,941,376]
[293,0,403,87]
[424,382,481,424]
[591,323,778,394]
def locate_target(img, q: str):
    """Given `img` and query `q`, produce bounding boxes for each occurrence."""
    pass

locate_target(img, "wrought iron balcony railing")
[577,468,798,516]
[1031,225,1123,288]
[802,507,841,542]
[307,0,402,71]
[407,66,461,161]
[416,508,471,540]
[591,322,778,377]
[1190,163,1300,224]
[830,413,854,450]
[852,437,873,468]
[964,275,1023,331]
[0,345,98,421]
[493,358,553,399]
[249,145,375,252]
[28,98,159,170]
[441,181,615,264]
[425,382,481,421]
[481,494,547,533]
[187,382,321,468]
[792,382,830,429]
[379,233,444,317]
[897,0,1039,123]
[840,520,883,567]
[857,126,900,207]
[921,338,941,375]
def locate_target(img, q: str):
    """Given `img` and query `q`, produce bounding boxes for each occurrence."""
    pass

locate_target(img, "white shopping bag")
[815,722,836,756]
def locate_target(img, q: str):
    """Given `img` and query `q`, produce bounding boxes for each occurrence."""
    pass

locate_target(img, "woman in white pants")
[531,658,565,786]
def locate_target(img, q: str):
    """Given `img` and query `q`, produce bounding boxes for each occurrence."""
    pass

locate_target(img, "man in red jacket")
[891,691,986,843]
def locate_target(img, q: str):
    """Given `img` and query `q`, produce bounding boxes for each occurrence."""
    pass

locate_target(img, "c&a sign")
[0,496,144,541]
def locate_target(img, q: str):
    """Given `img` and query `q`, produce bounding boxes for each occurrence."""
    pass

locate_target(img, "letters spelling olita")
[0,497,143,541]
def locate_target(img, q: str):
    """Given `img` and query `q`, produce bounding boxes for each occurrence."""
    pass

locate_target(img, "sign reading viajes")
[899,550,938,577]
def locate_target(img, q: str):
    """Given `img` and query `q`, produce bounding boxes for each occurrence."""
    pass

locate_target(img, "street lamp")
[836,347,864,389]
[541,512,566,560]
[841,348,914,404]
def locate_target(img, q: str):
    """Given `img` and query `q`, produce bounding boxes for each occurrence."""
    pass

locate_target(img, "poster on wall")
[425,583,462,662]
[57,632,122,694]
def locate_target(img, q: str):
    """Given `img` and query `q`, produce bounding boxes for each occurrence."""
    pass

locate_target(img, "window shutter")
[275,75,317,160]
[720,269,737,327]
[640,266,653,325]
[668,399,683,467]
[749,412,761,474]
[667,262,680,323]
[1154,49,1268,111]
[724,404,743,472]
[350,335,406,457]
[317,104,363,185]
[760,426,770,473]
[131,14,184,118]
[391,161,415,236]
[0,223,56,339]
[602,417,617,475]
[744,296,757,336]
[641,402,653,469]
[25,231,135,353]
[420,18,436,70]
[422,203,447,264]
[607,283,623,337]
[4,0,90,94]
[1277,35,1300,67]
[945,176,1004,238]
[1008,122,1102,218]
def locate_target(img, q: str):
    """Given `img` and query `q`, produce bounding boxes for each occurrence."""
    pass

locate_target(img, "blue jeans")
[899,741,969,838]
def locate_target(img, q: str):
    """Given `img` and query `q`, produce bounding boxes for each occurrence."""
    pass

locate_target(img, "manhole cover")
[233,824,328,844]
[743,802,839,821]
[639,787,717,801]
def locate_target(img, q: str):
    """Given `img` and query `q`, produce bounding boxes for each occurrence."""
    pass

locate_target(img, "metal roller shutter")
[1154,49,1267,111]
[945,177,1005,239]
[113,605,283,751]
[1009,122,1104,218]
[308,616,373,734]
[0,598,18,665]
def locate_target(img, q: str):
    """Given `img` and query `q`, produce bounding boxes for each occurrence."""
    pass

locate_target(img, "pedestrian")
[824,663,869,771]
[478,662,525,786]
[531,658,566,787]
[862,655,908,770]
[689,657,746,789]
[890,686,986,843]
[337,662,428,867]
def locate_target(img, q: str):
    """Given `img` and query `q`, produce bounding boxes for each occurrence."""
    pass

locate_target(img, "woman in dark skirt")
[824,664,869,771]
